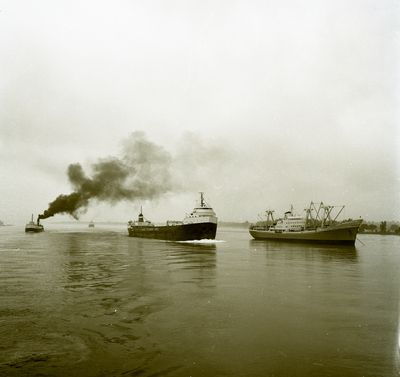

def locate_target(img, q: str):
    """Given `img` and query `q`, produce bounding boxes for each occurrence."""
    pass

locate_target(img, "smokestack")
[38,132,173,220]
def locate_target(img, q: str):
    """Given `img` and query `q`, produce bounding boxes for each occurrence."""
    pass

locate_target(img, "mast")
[199,192,205,207]
[333,205,345,222]
[266,210,275,225]
[138,206,144,222]
[305,206,311,227]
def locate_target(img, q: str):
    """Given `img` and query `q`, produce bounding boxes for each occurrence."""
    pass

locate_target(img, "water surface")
[0,224,399,376]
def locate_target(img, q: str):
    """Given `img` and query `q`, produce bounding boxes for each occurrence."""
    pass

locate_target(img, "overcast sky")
[0,0,399,224]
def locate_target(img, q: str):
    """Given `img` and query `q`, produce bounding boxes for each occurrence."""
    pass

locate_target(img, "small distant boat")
[249,202,362,245]
[127,192,218,241]
[25,214,44,233]
[88,221,95,228]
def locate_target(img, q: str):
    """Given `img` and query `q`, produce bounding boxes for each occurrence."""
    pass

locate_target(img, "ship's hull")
[25,225,44,233]
[128,222,217,241]
[249,220,362,245]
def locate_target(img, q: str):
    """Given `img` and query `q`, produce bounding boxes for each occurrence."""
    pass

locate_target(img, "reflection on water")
[60,232,127,292]
[166,242,216,268]
[0,225,399,377]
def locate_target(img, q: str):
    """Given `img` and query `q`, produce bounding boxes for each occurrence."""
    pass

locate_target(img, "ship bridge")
[183,193,218,225]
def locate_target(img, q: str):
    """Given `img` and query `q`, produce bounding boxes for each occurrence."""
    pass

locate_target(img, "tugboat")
[127,193,217,241]
[25,214,44,233]
[249,202,362,245]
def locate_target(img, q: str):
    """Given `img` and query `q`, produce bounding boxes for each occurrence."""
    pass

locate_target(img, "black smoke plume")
[38,132,173,221]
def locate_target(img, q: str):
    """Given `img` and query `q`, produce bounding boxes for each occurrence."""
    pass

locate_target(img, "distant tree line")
[359,221,400,234]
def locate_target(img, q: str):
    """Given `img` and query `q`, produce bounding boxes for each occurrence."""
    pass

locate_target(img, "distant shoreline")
[2,222,399,235]
[359,231,399,236]
[7,220,252,227]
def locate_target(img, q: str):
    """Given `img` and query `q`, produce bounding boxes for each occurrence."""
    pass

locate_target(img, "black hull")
[128,222,217,241]
[25,228,44,233]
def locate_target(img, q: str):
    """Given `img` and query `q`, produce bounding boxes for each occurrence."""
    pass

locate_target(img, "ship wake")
[175,239,226,244]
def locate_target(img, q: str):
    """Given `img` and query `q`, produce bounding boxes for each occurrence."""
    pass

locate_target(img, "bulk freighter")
[249,202,362,245]
[127,193,217,241]
[25,214,44,233]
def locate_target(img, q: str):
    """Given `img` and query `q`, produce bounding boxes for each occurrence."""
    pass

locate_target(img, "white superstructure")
[272,212,306,232]
[182,193,218,225]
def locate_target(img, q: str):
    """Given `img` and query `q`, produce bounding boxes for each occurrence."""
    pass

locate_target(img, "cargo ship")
[249,202,362,245]
[127,193,217,241]
[25,214,44,233]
